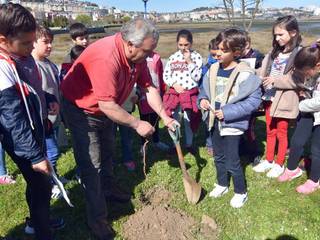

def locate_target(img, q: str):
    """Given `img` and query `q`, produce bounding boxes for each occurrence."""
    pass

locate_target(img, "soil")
[122,186,218,240]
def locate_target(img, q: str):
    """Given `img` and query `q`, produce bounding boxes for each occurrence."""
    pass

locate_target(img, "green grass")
[1,116,320,240]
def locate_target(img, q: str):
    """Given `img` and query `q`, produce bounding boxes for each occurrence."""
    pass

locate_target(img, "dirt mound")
[122,187,218,240]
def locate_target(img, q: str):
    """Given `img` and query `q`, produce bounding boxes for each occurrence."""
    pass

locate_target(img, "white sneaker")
[252,160,274,173]
[266,164,284,178]
[154,141,170,152]
[230,192,248,208]
[209,183,229,198]
[51,185,62,199]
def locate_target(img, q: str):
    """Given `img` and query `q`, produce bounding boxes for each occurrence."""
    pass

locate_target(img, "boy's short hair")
[208,38,217,51]
[36,25,53,42]
[0,3,36,39]
[216,28,247,53]
[69,23,88,40]
[70,45,85,61]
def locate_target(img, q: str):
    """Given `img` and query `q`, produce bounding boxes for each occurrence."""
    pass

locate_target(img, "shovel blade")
[182,174,202,204]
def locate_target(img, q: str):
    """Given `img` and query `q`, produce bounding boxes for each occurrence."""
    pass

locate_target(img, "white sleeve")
[299,91,320,113]
[0,60,16,91]
[163,56,174,87]
[189,52,203,82]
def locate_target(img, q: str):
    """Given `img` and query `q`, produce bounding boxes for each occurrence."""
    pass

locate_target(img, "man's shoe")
[209,183,229,198]
[90,220,115,240]
[25,217,65,234]
[230,192,248,208]
[252,160,274,173]
[105,184,131,203]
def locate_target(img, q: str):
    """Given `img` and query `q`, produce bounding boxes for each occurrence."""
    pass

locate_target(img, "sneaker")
[296,179,320,195]
[278,168,303,182]
[0,175,16,185]
[154,141,170,152]
[209,183,229,198]
[25,217,65,234]
[123,161,136,171]
[230,192,248,208]
[266,164,284,178]
[51,185,62,199]
[252,160,274,173]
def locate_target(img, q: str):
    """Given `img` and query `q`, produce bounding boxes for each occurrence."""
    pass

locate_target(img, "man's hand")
[215,109,224,120]
[32,159,52,175]
[163,117,180,132]
[134,120,155,137]
[199,99,210,110]
[172,83,185,93]
[48,102,60,115]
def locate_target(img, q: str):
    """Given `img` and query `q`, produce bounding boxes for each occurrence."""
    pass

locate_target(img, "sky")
[96,0,320,12]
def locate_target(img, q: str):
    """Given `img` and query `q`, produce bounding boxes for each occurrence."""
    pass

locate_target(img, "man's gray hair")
[121,17,159,47]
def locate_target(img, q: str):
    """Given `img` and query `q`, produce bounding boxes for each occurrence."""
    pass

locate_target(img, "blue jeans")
[0,142,6,176]
[211,121,246,194]
[45,131,60,169]
[114,124,133,163]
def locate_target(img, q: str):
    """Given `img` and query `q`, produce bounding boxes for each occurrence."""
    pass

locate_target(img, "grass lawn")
[1,115,320,240]
[1,25,320,240]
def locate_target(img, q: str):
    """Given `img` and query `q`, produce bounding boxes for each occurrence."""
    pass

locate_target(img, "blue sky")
[97,0,320,12]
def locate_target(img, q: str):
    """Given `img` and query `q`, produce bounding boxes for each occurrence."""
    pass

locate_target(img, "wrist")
[130,117,140,129]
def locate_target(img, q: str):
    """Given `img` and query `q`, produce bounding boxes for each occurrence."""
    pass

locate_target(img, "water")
[154,20,320,36]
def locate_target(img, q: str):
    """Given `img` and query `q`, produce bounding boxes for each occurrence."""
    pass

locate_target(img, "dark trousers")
[288,114,320,182]
[62,98,115,239]
[211,121,246,194]
[2,143,52,240]
[139,112,160,144]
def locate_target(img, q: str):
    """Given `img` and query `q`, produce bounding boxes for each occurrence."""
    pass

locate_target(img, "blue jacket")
[199,54,217,86]
[198,62,262,132]
[0,52,46,164]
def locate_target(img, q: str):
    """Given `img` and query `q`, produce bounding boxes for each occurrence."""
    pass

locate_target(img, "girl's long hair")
[271,15,302,60]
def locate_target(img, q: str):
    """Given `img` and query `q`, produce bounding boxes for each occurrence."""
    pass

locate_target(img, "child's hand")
[262,76,275,88]
[48,102,59,115]
[183,49,192,64]
[173,83,185,93]
[215,110,224,120]
[199,99,210,110]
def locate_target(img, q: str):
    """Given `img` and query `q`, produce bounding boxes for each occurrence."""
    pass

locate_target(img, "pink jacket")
[137,52,166,114]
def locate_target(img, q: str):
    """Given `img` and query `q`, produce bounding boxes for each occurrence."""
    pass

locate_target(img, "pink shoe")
[0,175,16,185]
[296,179,320,194]
[278,168,302,182]
[124,161,136,171]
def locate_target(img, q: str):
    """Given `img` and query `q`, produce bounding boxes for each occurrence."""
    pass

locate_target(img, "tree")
[221,0,263,31]
[76,14,92,26]
[52,16,69,28]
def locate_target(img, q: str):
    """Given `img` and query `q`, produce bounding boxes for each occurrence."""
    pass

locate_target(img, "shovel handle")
[174,142,188,177]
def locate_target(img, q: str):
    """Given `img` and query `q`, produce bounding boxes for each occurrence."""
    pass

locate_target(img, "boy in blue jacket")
[198,28,261,208]
[0,3,62,239]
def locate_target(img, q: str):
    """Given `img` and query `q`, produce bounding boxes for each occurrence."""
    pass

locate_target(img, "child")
[198,28,261,208]
[253,15,302,178]
[32,25,67,199]
[63,22,89,63]
[163,29,202,154]
[0,3,60,239]
[137,51,170,153]
[60,45,85,82]
[239,31,265,165]
[278,42,320,194]
[114,88,138,171]
[200,38,218,156]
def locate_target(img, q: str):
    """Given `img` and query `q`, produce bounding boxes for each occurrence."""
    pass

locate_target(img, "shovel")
[169,124,202,204]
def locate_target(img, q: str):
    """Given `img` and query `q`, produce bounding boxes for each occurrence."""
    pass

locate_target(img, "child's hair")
[70,45,85,61]
[294,42,320,71]
[69,22,88,40]
[36,25,53,42]
[208,38,217,51]
[215,28,247,53]
[271,15,302,59]
[176,29,193,44]
[0,3,36,39]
